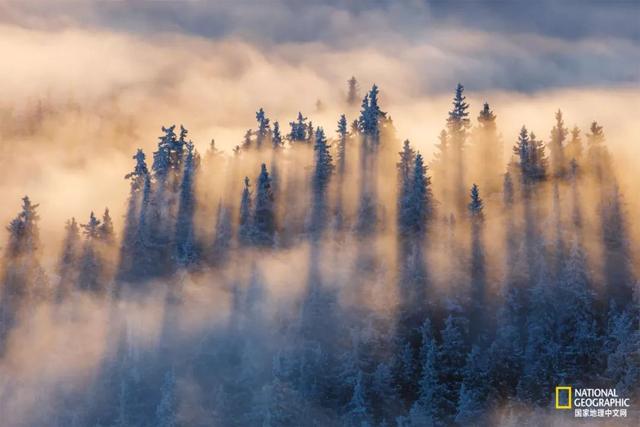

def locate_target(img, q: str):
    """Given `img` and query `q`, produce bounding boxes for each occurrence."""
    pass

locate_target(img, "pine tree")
[407,153,432,236]
[211,201,232,265]
[100,208,115,245]
[335,115,349,231]
[152,125,177,183]
[370,362,401,424]
[175,141,198,266]
[431,130,449,210]
[242,129,253,150]
[272,121,283,150]
[78,212,107,295]
[446,83,470,215]
[343,371,371,427]
[256,108,271,149]
[548,110,568,178]
[600,184,634,306]
[455,346,489,425]
[336,114,348,176]
[129,173,154,282]
[56,217,81,301]
[397,140,416,238]
[409,319,440,426]
[1,196,47,350]
[359,85,386,142]
[517,262,558,405]
[438,315,467,424]
[513,126,547,185]
[556,239,599,385]
[306,120,314,145]
[288,112,308,144]
[604,304,640,397]
[566,126,583,165]
[468,184,486,338]
[155,369,177,427]
[487,285,523,404]
[473,102,502,194]
[238,177,253,246]
[310,127,334,238]
[586,121,611,181]
[253,164,276,246]
[118,149,149,282]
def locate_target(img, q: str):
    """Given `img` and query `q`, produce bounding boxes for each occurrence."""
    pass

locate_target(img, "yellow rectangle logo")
[556,386,572,409]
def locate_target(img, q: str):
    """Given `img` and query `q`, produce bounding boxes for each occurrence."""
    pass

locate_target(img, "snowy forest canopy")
[0,82,638,427]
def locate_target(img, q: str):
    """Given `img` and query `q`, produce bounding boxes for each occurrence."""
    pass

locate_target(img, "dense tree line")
[0,82,638,426]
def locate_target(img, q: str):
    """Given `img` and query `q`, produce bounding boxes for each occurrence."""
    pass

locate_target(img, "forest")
[0,81,638,427]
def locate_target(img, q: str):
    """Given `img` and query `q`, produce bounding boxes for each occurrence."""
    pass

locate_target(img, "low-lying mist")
[0,11,639,427]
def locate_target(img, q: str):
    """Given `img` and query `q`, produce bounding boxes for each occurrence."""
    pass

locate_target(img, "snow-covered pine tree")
[1,197,48,351]
[438,315,467,424]
[78,211,106,295]
[253,164,276,247]
[468,184,486,338]
[310,127,334,238]
[56,217,81,301]
[288,112,308,144]
[117,149,149,282]
[256,108,271,149]
[455,345,489,425]
[175,141,198,266]
[397,140,416,238]
[238,177,253,246]
[446,83,471,216]
[472,102,502,194]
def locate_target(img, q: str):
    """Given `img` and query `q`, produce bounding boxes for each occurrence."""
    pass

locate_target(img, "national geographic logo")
[555,386,631,419]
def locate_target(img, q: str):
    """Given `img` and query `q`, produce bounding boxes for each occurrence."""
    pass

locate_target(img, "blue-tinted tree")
[446,83,470,215]
[241,129,253,150]
[397,140,416,238]
[455,345,489,425]
[155,368,177,427]
[118,149,149,282]
[409,319,440,426]
[604,304,640,398]
[211,201,232,266]
[472,102,502,194]
[175,141,198,266]
[256,108,271,149]
[342,370,371,426]
[517,262,558,405]
[513,126,547,186]
[288,112,308,144]
[310,127,334,238]
[253,164,276,246]
[78,211,106,295]
[468,184,486,338]
[438,315,467,424]
[238,177,253,246]
[56,217,81,301]
[334,114,349,231]
[0,197,47,350]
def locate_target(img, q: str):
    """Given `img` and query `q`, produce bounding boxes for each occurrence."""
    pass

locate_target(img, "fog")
[0,1,638,426]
